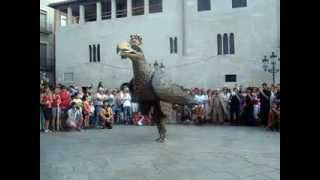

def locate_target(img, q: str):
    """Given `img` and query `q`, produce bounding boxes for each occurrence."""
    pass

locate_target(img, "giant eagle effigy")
[116,35,197,142]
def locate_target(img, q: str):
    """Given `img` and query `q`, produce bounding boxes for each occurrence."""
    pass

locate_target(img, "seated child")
[194,104,205,125]
[100,102,113,129]
[66,102,83,131]
[132,112,145,126]
[132,111,153,126]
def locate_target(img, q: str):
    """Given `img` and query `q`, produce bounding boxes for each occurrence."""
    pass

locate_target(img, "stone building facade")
[41,0,63,85]
[49,0,280,88]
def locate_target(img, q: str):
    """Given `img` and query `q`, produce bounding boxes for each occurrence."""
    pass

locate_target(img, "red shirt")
[41,94,53,108]
[52,93,61,107]
[82,101,90,114]
[59,90,71,109]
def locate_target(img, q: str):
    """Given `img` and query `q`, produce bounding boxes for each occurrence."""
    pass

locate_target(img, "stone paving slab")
[41,125,280,180]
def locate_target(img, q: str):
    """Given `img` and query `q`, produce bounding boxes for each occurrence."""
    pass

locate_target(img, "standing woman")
[222,87,231,122]
[252,88,261,124]
[59,85,71,130]
[41,87,53,133]
[122,87,132,125]
[212,89,225,125]
[206,89,213,123]
[40,86,45,131]
[229,88,241,125]
[82,95,91,128]
[52,87,62,131]
[258,83,271,126]
[242,88,255,126]
[93,87,106,127]
[71,92,84,129]
[114,89,124,124]
[270,85,276,106]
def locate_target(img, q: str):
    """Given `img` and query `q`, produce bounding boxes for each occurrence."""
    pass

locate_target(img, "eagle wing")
[151,69,196,105]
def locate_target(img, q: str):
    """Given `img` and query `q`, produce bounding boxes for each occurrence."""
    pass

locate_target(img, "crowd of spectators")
[40,82,280,133]
[174,83,280,131]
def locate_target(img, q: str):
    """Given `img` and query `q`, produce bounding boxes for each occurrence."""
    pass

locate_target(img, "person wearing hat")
[99,101,113,129]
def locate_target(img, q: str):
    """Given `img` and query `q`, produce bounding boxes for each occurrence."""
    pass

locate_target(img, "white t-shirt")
[194,94,202,104]
[94,92,105,106]
[105,94,115,105]
[194,94,208,104]
[123,93,132,107]
[200,94,208,103]
[90,105,95,113]
[67,108,81,123]
[223,93,230,102]
[270,92,276,105]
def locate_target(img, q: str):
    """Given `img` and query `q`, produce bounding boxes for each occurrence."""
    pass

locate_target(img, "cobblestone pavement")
[40,125,280,180]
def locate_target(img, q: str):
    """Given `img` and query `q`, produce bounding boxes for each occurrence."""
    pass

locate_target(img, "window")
[64,72,74,82]
[89,45,92,62]
[116,0,127,18]
[40,10,47,30]
[40,43,47,60]
[102,0,112,19]
[40,43,48,68]
[225,74,237,82]
[93,45,96,62]
[223,33,229,54]
[218,33,236,55]
[61,15,67,26]
[174,37,178,53]
[217,34,222,55]
[232,0,247,8]
[149,0,162,13]
[169,37,177,54]
[169,37,173,54]
[229,33,235,54]
[97,44,100,62]
[198,0,211,11]
[85,3,97,22]
[132,0,144,16]
[89,44,101,63]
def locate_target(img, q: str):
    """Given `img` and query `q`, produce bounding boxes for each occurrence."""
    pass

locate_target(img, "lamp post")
[262,51,280,85]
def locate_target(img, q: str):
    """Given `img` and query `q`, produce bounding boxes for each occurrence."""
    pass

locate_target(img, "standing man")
[229,88,241,125]
[92,87,106,127]
[258,83,271,126]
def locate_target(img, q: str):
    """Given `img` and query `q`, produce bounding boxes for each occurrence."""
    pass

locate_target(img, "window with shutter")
[223,33,229,54]
[198,0,211,11]
[217,34,222,55]
[229,33,235,54]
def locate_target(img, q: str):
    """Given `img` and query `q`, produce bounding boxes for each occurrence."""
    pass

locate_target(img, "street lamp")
[262,56,269,71]
[261,51,280,85]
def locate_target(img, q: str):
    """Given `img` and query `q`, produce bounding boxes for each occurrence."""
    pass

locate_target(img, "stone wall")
[55,0,280,88]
